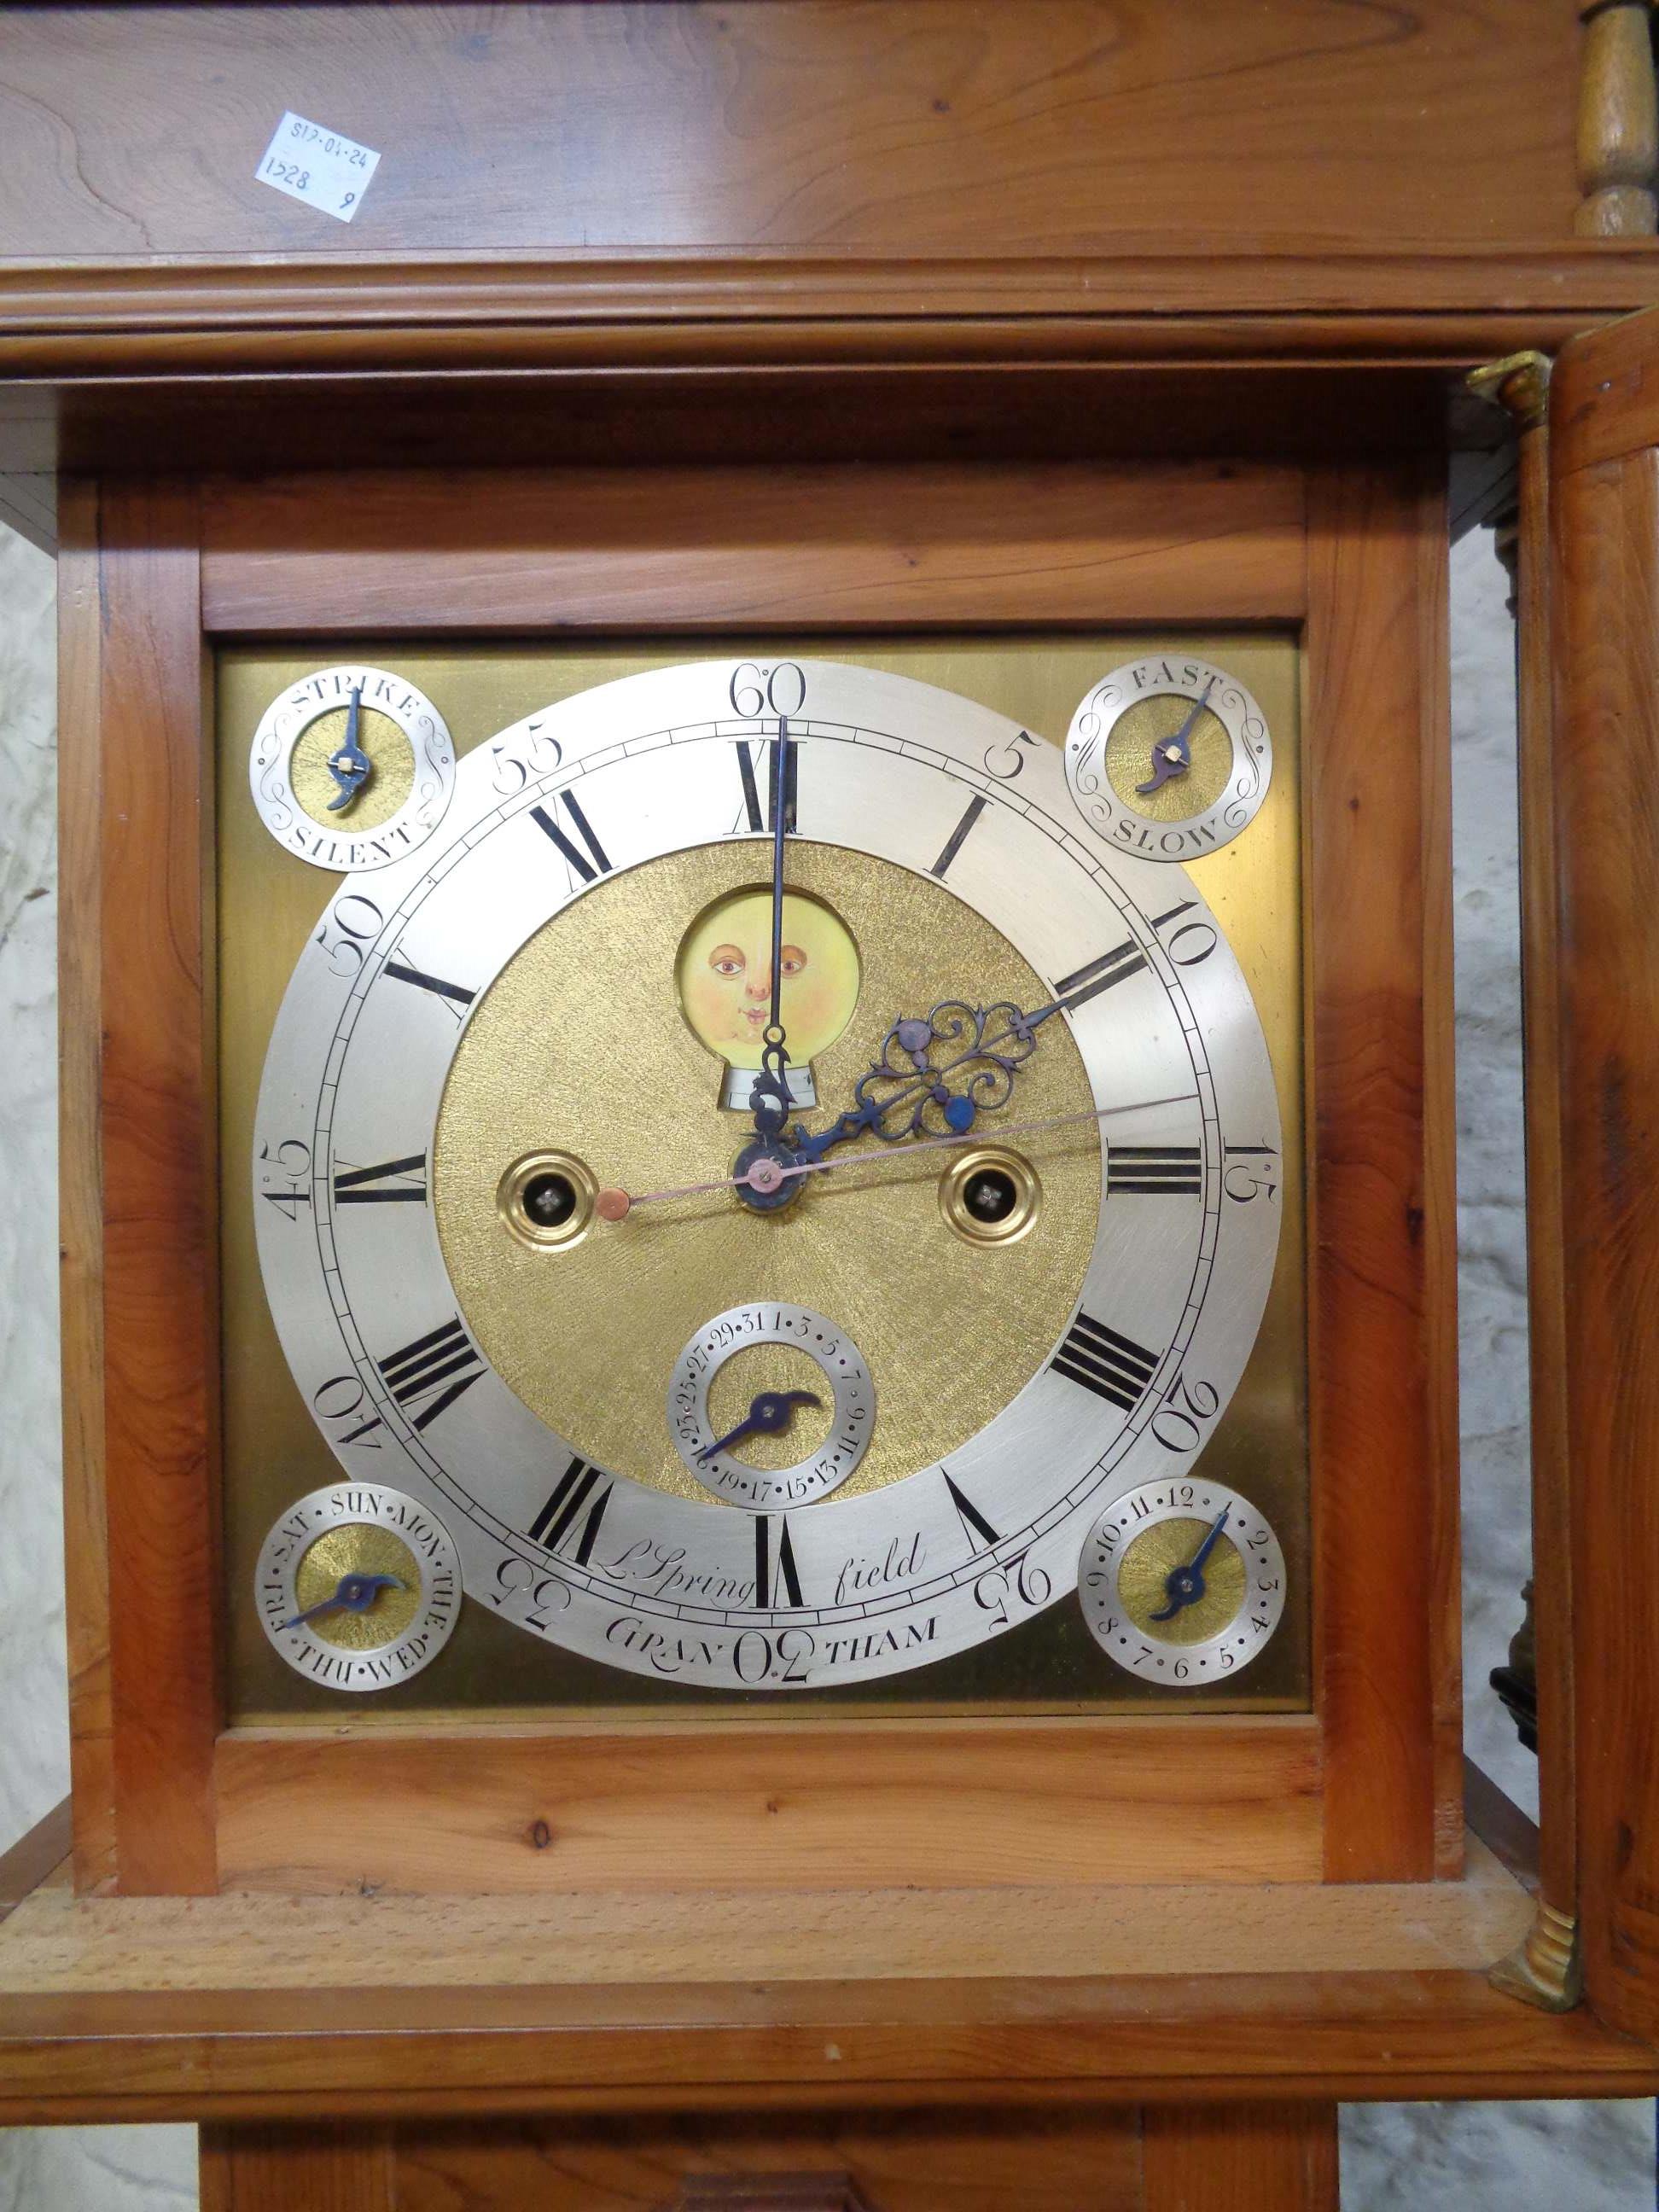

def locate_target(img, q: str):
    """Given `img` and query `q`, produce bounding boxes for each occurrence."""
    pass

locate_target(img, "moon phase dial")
[1064,655,1272,861]
[254,1483,462,1691]
[669,1303,876,1510]
[1078,1481,1285,1684]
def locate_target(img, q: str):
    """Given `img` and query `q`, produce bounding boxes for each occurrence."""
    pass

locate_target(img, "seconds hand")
[595,1092,1198,1219]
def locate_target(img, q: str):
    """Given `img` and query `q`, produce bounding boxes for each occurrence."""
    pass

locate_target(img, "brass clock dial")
[1078,1479,1286,1682]
[253,658,1283,1694]
[1064,655,1272,860]
[248,663,456,872]
[254,1482,462,1691]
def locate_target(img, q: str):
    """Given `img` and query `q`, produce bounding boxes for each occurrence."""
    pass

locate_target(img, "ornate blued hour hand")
[1136,675,1214,797]
[276,1570,403,1633]
[786,995,1048,1170]
[749,718,796,1145]
[696,1388,823,1463]
[1148,1505,1231,1621]
[325,683,373,812]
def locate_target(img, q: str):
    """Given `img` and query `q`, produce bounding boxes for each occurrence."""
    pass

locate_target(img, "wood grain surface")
[3,1961,1656,2128]
[0,1836,1533,1992]
[198,463,1308,634]
[211,1719,1323,1896]
[393,2110,1142,2212]
[1143,2101,1337,2212]
[0,3,1577,262]
[0,1801,72,1926]
[1305,466,1459,1883]
[90,486,222,1895]
[1551,327,1659,2040]
[200,2124,394,2212]
[1575,0,1659,236]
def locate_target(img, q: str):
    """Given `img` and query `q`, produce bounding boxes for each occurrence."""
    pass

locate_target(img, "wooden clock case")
[5,6,1659,2207]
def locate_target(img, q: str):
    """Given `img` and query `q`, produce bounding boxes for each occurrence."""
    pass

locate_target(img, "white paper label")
[255,112,380,223]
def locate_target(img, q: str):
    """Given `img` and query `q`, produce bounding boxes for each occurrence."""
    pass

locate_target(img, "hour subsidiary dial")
[254,1483,462,1691]
[1077,1480,1285,1683]
[248,664,456,872]
[1064,655,1272,860]
[668,1303,876,1508]
[254,656,1283,1691]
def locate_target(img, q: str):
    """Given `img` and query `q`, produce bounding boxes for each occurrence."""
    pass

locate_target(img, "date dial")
[1078,1480,1285,1684]
[669,1303,876,1509]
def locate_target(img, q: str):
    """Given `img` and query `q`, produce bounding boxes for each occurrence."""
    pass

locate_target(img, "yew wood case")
[8,4,1659,2198]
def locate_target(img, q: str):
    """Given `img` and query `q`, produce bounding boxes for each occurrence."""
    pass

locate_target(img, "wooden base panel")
[0,1837,1531,1994]
[200,2104,1338,2212]
[4,1828,1653,2123]
[212,1718,1323,1896]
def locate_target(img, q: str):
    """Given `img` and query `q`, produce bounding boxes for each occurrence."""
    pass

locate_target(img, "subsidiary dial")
[254,1482,462,1691]
[1078,1480,1285,1683]
[1064,655,1272,860]
[668,1302,876,1509]
[248,664,455,872]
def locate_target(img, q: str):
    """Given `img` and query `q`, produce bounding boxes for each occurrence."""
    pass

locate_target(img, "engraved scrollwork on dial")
[248,664,456,873]
[1064,655,1272,861]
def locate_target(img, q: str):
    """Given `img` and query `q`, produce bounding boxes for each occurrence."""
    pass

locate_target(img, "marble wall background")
[0,519,1650,2207]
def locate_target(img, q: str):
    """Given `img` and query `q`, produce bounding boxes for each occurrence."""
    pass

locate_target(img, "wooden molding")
[7,253,1659,385]
[2,1962,1656,2127]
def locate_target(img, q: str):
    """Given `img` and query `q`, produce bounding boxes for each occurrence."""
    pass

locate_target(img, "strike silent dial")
[1064,655,1272,861]
[255,1483,462,1691]
[1078,1480,1285,1684]
[248,663,455,872]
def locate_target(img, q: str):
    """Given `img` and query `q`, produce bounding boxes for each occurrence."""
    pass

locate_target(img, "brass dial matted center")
[1103,695,1233,824]
[1116,1516,1248,1644]
[433,840,1101,1505]
[288,702,415,830]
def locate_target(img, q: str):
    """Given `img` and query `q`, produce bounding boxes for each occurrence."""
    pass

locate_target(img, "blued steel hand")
[276,1570,403,1633]
[1149,1505,1231,1621]
[749,717,796,1143]
[696,1388,823,1463]
[785,989,1073,1172]
[594,1090,1197,1218]
[1136,676,1214,797]
[326,683,372,812]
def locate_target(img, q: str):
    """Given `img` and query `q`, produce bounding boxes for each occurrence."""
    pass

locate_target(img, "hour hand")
[326,684,372,812]
[788,998,1044,1168]
[276,1570,402,1633]
[1137,676,1214,796]
[1148,1505,1230,1621]
[697,1388,822,1463]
